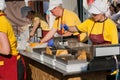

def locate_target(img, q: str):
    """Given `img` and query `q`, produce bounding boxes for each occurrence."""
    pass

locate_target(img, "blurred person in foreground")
[0,0,26,80]
[40,0,87,43]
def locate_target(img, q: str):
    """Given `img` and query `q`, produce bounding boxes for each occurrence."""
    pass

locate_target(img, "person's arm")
[62,31,73,37]
[0,32,10,55]
[68,26,79,32]
[41,28,57,43]
[110,22,119,44]
[68,19,91,33]
[30,18,40,37]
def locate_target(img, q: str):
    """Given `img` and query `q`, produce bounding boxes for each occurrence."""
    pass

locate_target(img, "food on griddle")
[77,49,87,60]
[46,47,68,56]
[46,47,52,55]
[56,50,68,56]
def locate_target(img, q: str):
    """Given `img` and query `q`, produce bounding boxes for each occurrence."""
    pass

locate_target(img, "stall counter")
[19,50,110,80]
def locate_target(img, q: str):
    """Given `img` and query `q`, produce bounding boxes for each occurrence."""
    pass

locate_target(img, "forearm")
[68,26,80,33]
[30,19,40,36]
[41,33,53,43]
[31,25,38,34]
[41,28,57,43]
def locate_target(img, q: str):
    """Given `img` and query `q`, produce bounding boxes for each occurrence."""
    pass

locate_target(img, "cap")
[88,0,108,14]
[49,0,63,10]
[21,6,32,17]
[0,0,6,11]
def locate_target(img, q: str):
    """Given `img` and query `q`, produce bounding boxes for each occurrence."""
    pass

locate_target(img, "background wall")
[62,0,78,14]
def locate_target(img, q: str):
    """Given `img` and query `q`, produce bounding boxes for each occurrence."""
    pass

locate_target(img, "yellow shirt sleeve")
[104,19,118,44]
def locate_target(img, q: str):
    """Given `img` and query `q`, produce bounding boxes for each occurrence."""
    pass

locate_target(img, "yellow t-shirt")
[33,13,49,31]
[77,18,118,44]
[53,9,81,29]
[53,9,87,42]
[0,12,18,55]
[40,19,49,30]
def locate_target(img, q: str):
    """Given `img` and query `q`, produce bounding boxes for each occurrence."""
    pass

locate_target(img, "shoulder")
[0,16,11,26]
[105,18,116,26]
[83,18,94,23]
[106,18,115,23]
[64,9,78,16]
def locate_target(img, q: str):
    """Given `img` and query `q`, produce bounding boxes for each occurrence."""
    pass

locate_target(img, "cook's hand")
[27,36,33,42]
[62,31,73,37]
[61,24,69,30]
[30,31,34,37]
[47,39,54,47]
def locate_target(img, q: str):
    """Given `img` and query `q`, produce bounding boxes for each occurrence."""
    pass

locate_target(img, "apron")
[0,54,26,80]
[89,22,111,45]
[0,55,18,80]
[42,30,49,38]
[57,9,65,35]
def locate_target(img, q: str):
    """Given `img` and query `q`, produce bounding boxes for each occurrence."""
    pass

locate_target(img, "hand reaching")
[61,24,69,30]
[30,31,35,37]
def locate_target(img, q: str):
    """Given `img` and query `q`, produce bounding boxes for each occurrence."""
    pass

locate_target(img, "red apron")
[0,54,26,80]
[0,55,17,80]
[89,22,111,45]
[57,28,64,35]
[57,9,65,35]
[42,30,49,38]
[42,30,54,42]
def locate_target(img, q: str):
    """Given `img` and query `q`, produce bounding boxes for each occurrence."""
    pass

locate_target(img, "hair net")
[0,0,6,11]
[21,6,32,17]
[49,0,63,10]
[88,0,108,14]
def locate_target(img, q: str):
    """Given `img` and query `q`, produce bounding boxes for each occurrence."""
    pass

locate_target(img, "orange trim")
[0,61,4,66]
[0,14,6,16]
[17,55,21,60]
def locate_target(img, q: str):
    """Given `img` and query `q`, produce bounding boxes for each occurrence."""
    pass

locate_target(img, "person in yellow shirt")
[41,0,87,43]
[21,6,50,42]
[0,0,26,80]
[68,1,118,79]
[68,0,118,45]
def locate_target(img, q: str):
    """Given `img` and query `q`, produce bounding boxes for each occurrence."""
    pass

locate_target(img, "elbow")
[4,50,10,55]
[69,26,77,32]
[0,48,10,55]
[3,50,10,55]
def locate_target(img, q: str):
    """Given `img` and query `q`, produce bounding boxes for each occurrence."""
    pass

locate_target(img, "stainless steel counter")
[19,50,110,80]
[19,50,88,75]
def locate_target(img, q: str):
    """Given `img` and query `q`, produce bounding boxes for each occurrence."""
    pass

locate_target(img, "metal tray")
[93,44,120,57]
